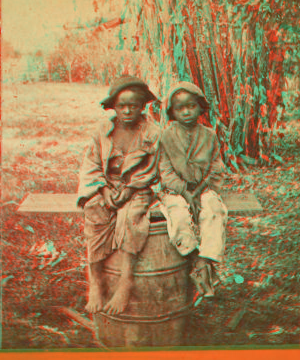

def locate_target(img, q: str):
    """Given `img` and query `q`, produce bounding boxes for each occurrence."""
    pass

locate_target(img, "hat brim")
[101,83,157,110]
[166,95,209,120]
[165,83,209,120]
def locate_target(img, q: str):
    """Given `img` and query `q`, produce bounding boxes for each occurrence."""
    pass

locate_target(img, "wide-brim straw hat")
[101,75,157,110]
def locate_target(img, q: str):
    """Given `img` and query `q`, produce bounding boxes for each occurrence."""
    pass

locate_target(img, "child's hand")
[113,187,135,207]
[191,181,207,200]
[102,187,118,210]
[182,190,199,225]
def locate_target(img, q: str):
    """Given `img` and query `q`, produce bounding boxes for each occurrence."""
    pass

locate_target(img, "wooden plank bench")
[17,192,263,215]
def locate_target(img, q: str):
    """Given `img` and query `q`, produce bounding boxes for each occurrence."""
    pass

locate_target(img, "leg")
[103,250,136,315]
[83,193,116,313]
[85,261,104,313]
[190,257,214,297]
[159,193,199,256]
[193,190,228,297]
[198,190,228,263]
[103,190,152,315]
[160,194,213,298]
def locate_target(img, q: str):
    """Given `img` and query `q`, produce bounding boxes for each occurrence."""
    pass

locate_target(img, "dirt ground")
[1,83,300,349]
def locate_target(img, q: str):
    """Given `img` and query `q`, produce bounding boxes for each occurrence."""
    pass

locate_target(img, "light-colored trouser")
[159,190,228,262]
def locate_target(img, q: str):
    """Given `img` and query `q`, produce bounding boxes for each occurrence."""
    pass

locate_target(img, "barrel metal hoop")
[149,220,168,235]
[96,302,194,324]
[149,228,168,235]
[103,261,189,277]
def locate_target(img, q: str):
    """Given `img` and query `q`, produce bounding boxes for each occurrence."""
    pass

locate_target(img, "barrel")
[93,215,193,348]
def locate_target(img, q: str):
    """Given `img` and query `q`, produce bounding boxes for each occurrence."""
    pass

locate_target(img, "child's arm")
[113,187,135,207]
[193,133,225,196]
[160,146,199,222]
[159,144,187,195]
[77,136,108,208]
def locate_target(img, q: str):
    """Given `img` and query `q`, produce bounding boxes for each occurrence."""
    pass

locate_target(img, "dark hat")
[163,81,209,120]
[101,75,157,110]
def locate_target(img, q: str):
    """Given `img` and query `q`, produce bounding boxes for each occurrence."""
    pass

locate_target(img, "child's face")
[114,90,144,126]
[171,91,203,127]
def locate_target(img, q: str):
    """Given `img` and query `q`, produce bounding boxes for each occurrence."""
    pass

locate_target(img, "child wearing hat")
[158,81,228,298]
[77,75,160,315]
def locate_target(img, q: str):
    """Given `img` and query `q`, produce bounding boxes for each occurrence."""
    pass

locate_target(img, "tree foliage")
[111,0,300,168]
[9,0,298,168]
[47,16,144,84]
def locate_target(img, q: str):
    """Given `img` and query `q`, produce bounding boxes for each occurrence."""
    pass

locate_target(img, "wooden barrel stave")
[93,220,192,348]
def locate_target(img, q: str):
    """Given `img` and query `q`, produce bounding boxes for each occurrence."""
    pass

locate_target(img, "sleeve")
[159,143,187,195]
[126,130,160,189]
[77,136,108,208]
[200,134,225,194]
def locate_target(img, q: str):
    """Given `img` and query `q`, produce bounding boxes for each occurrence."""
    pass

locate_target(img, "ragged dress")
[77,116,160,263]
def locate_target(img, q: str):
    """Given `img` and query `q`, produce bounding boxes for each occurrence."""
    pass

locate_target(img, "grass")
[1,83,300,349]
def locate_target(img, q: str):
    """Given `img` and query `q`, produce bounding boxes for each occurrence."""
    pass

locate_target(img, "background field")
[1,83,300,349]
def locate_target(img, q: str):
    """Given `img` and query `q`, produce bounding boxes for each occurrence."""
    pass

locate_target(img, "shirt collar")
[105,115,147,137]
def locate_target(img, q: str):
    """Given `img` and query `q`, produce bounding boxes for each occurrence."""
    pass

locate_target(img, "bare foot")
[103,277,133,315]
[190,264,214,298]
[85,283,103,313]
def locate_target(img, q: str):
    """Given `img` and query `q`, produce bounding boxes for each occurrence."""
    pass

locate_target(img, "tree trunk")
[67,63,72,83]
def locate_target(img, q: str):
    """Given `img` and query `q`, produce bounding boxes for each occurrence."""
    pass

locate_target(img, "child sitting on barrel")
[77,75,160,315]
[158,81,228,299]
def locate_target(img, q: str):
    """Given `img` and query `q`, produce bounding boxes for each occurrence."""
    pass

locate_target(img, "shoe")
[190,264,214,298]
[210,263,221,287]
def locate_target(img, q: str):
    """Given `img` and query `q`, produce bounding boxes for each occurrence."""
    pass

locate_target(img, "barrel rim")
[103,260,189,277]
[95,302,194,324]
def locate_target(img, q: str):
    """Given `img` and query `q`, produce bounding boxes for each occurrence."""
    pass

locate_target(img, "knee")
[205,197,227,218]
[163,195,190,216]
[217,204,227,217]
[127,203,149,223]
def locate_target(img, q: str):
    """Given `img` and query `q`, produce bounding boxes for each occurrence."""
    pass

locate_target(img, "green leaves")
[234,274,245,284]
[1,275,14,286]
[272,153,284,163]
[24,225,35,233]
